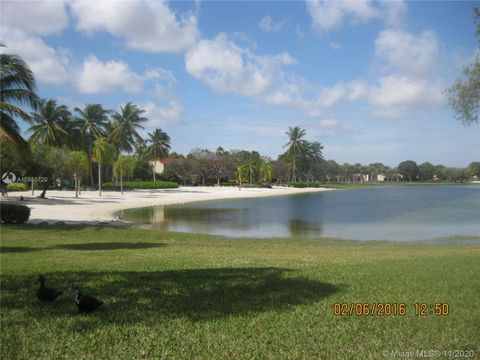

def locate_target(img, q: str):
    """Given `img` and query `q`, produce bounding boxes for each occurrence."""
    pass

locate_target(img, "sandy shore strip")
[1,186,333,224]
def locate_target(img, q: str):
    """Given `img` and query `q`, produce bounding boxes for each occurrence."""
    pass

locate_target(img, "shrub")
[6,183,28,191]
[102,181,178,189]
[220,180,237,187]
[287,182,322,188]
[0,203,31,223]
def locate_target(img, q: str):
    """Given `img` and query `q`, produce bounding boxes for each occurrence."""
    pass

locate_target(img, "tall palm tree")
[260,160,274,183]
[283,126,307,182]
[110,102,147,153]
[113,155,135,195]
[93,137,115,196]
[0,48,39,149]
[28,99,70,146]
[74,104,109,184]
[147,128,171,181]
[68,151,89,198]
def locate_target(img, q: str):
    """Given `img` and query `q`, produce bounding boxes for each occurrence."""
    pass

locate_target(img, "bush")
[220,180,237,187]
[102,181,178,189]
[287,182,322,188]
[6,183,28,191]
[0,203,31,223]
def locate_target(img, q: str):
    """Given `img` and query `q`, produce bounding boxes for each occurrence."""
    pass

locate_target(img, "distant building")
[149,159,165,175]
[352,173,369,182]
[376,173,402,182]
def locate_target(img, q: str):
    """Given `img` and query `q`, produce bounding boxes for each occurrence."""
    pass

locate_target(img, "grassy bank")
[1,225,479,359]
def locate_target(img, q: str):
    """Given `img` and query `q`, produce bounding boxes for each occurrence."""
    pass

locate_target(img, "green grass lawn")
[1,225,479,359]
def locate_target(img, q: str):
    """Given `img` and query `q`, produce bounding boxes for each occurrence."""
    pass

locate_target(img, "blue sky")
[2,0,479,167]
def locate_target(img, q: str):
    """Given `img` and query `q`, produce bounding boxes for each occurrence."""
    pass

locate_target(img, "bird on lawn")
[35,275,62,302]
[70,283,104,313]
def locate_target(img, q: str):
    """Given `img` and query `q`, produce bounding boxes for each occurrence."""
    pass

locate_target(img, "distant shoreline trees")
[1,49,478,197]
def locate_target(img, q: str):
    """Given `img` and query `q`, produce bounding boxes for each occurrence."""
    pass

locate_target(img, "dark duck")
[70,283,104,313]
[36,275,62,302]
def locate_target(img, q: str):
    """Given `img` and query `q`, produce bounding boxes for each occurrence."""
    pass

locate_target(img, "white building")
[149,160,165,175]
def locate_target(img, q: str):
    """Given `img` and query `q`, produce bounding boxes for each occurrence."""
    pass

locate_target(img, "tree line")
[1,48,478,197]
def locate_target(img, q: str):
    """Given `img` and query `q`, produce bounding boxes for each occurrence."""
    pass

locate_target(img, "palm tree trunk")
[153,149,157,182]
[98,162,102,196]
[120,168,123,195]
[89,146,94,185]
[74,173,78,198]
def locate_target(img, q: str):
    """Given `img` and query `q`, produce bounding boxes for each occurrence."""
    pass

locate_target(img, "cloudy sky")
[2,0,479,167]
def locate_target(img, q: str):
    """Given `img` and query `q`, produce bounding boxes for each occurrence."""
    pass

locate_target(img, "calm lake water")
[117,185,480,241]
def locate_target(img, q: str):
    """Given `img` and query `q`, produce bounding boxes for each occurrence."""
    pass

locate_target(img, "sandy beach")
[1,186,332,224]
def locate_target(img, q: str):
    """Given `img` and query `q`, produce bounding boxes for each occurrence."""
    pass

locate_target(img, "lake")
[117,185,480,241]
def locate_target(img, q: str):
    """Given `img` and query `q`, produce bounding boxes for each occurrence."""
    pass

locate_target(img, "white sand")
[1,186,332,224]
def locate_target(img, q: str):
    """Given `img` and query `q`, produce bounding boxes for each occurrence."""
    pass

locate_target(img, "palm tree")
[113,156,135,195]
[147,128,171,181]
[0,48,39,149]
[244,155,258,184]
[68,151,89,198]
[74,104,109,184]
[260,160,274,183]
[235,164,248,189]
[93,137,116,196]
[283,126,307,182]
[110,102,147,153]
[28,99,70,146]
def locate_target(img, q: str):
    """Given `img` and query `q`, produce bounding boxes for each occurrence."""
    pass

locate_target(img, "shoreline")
[0,186,333,224]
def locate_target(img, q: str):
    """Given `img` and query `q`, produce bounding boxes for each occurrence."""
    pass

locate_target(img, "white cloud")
[142,100,183,128]
[380,0,406,29]
[306,0,380,32]
[185,34,371,119]
[368,29,446,118]
[1,0,69,35]
[75,56,162,94]
[374,29,442,77]
[70,0,199,53]
[369,75,444,118]
[259,16,286,32]
[185,33,296,97]
[306,0,406,32]
[2,29,69,84]
[310,80,368,112]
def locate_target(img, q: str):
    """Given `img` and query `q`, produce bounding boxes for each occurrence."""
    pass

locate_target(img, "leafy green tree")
[418,162,436,181]
[29,144,70,198]
[68,151,89,198]
[468,161,480,179]
[110,102,147,153]
[283,126,306,182]
[74,104,109,184]
[147,128,171,181]
[133,156,151,181]
[299,141,324,181]
[28,99,70,146]
[93,138,116,196]
[447,60,480,125]
[398,160,419,181]
[0,48,39,149]
[447,7,480,125]
[113,156,135,195]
